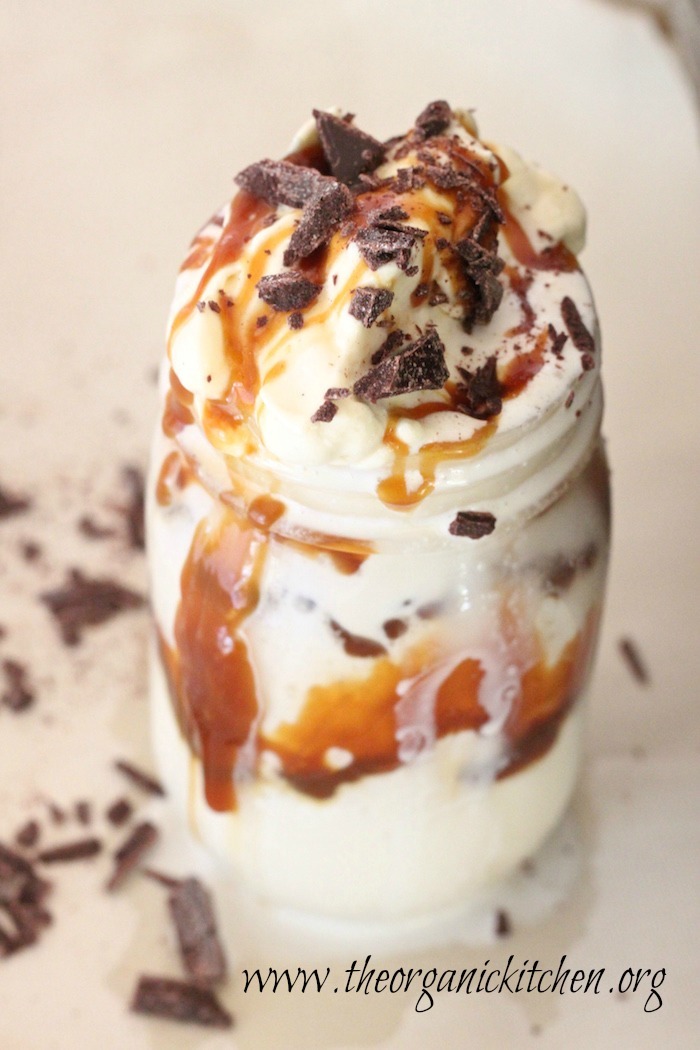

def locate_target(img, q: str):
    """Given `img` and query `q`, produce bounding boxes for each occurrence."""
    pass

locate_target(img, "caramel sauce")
[247,494,285,529]
[162,369,195,438]
[500,327,549,399]
[377,416,496,509]
[156,449,195,507]
[500,201,578,273]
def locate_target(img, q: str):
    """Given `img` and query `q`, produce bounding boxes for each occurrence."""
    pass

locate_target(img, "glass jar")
[147,372,610,923]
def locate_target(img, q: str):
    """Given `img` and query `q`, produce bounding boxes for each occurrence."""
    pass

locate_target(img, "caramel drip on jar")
[377,414,497,509]
[156,449,195,507]
[500,326,549,399]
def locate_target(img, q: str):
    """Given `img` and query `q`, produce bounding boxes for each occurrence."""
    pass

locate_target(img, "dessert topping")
[448,510,497,538]
[353,329,448,402]
[313,109,385,186]
[257,272,321,311]
[348,286,394,327]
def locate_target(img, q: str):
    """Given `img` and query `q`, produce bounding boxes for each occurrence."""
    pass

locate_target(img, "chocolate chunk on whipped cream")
[257,272,321,311]
[353,329,448,402]
[448,510,497,538]
[349,286,394,327]
[414,99,453,139]
[313,109,385,186]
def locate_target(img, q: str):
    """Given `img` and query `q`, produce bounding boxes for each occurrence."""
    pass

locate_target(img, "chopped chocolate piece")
[107,821,159,891]
[428,281,448,307]
[121,465,145,550]
[234,158,328,208]
[371,329,407,365]
[142,868,182,889]
[46,802,66,825]
[20,540,41,562]
[106,798,133,827]
[415,99,453,139]
[36,838,102,864]
[412,282,429,302]
[1,659,34,712]
[548,324,568,358]
[323,387,350,400]
[0,842,52,958]
[75,801,91,826]
[354,329,448,403]
[283,179,353,265]
[565,390,575,409]
[581,352,595,371]
[561,296,595,356]
[355,224,420,273]
[437,211,452,226]
[131,976,233,1029]
[78,515,117,540]
[287,311,304,330]
[495,909,512,937]
[618,637,650,685]
[313,110,385,186]
[454,356,502,420]
[349,286,394,327]
[168,877,227,985]
[207,300,220,313]
[448,510,497,539]
[114,759,165,797]
[257,272,321,312]
[383,618,408,640]
[330,620,387,658]
[0,486,31,520]
[255,314,268,328]
[310,401,337,423]
[454,236,505,327]
[392,166,425,193]
[40,569,144,646]
[14,821,40,850]
[376,205,409,222]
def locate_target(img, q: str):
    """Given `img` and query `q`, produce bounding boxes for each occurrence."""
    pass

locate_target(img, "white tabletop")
[1,1,699,1047]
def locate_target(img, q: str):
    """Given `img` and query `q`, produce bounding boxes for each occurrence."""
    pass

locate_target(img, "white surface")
[1,1,699,1047]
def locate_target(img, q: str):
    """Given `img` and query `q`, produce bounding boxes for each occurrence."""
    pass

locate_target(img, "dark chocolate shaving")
[349,286,394,327]
[1,659,35,712]
[354,329,448,403]
[36,838,102,864]
[355,223,422,273]
[455,236,505,327]
[323,387,350,399]
[75,801,92,826]
[131,976,233,1028]
[114,759,165,797]
[495,909,512,937]
[383,618,408,640]
[14,821,40,850]
[0,842,52,958]
[371,329,407,365]
[313,110,385,186]
[106,798,133,827]
[548,324,568,358]
[20,540,41,561]
[454,356,503,420]
[78,515,117,540]
[40,570,144,646]
[329,620,387,658]
[618,637,650,685]
[376,205,409,222]
[561,296,595,356]
[415,100,453,139]
[234,158,328,208]
[283,179,353,265]
[0,486,31,520]
[168,878,227,985]
[107,821,159,892]
[448,511,497,539]
[287,311,304,330]
[310,401,337,423]
[257,272,321,312]
[121,466,145,550]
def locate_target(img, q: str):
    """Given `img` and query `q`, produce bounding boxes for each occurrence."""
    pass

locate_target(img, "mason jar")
[147,103,610,925]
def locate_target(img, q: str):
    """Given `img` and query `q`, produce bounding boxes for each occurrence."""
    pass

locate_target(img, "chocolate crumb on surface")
[37,838,102,865]
[313,109,385,186]
[107,821,159,892]
[106,798,133,827]
[121,466,145,550]
[324,386,350,400]
[355,223,422,273]
[78,515,117,540]
[142,868,182,889]
[40,570,145,646]
[0,842,52,958]
[354,329,449,403]
[257,272,321,312]
[235,158,328,208]
[415,99,453,139]
[20,540,42,562]
[168,878,227,985]
[114,759,165,797]
[618,637,650,685]
[1,659,35,712]
[75,801,92,826]
[287,311,304,330]
[0,486,31,520]
[449,510,497,539]
[561,296,595,356]
[310,400,338,424]
[371,328,407,365]
[131,976,233,1029]
[14,821,40,850]
[349,286,394,328]
[495,909,512,937]
[283,179,353,265]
